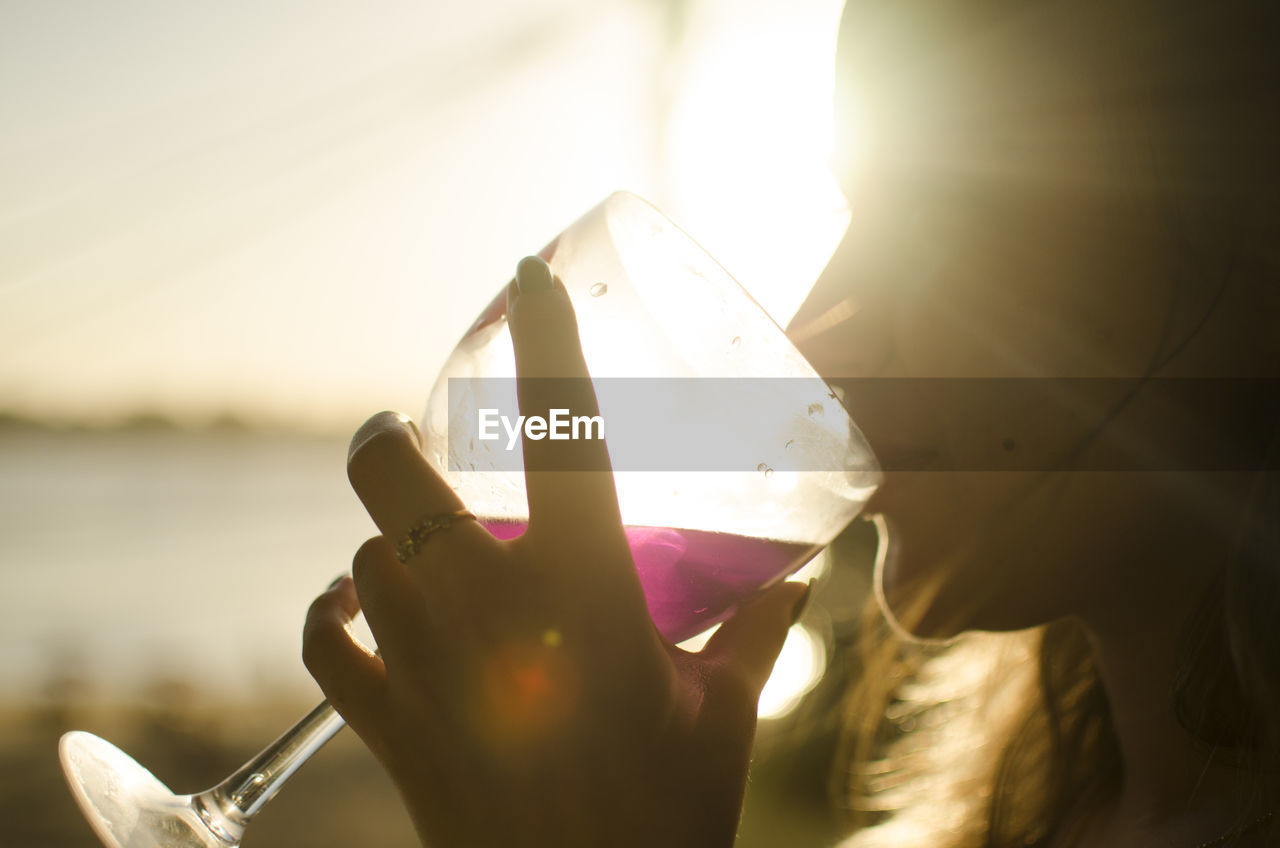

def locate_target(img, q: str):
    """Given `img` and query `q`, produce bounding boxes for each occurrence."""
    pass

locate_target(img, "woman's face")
[793,2,1265,638]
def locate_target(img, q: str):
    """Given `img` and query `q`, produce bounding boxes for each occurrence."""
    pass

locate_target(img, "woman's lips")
[863,444,941,516]
[864,481,889,516]
[872,443,942,472]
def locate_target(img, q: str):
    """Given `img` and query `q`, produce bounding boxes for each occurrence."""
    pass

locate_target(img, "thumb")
[701,580,812,697]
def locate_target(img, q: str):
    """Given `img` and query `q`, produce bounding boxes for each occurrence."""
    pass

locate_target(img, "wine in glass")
[427,192,879,643]
[59,191,879,848]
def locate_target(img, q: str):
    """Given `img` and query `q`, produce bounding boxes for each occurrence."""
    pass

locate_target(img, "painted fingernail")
[348,411,419,461]
[790,581,814,625]
[515,255,554,294]
[404,416,422,447]
[328,574,348,590]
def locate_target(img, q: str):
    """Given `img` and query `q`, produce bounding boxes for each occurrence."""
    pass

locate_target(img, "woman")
[303,2,1280,845]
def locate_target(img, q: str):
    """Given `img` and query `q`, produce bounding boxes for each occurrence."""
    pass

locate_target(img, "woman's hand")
[302,259,809,848]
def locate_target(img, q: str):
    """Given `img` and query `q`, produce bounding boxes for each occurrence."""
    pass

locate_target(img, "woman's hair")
[829,2,1280,846]
[835,468,1279,848]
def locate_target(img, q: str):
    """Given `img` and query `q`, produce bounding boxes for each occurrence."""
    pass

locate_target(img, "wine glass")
[59,191,880,848]
[426,191,879,643]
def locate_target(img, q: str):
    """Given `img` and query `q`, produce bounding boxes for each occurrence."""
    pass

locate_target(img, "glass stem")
[193,699,347,844]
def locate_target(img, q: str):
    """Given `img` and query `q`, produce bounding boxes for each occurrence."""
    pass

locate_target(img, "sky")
[0,0,848,434]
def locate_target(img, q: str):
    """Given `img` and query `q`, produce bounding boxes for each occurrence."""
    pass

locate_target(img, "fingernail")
[348,411,419,461]
[404,416,422,447]
[790,581,814,624]
[515,255,554,294]
[328,573,348,590]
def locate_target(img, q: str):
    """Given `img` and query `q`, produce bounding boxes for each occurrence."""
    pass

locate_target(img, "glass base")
[59,731,237,848]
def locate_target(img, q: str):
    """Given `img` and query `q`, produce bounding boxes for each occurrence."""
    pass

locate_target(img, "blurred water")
[0,429,376,702]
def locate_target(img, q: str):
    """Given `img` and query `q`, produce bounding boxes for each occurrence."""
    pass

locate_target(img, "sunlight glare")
[665,0,850,328]
[758,623,826,720]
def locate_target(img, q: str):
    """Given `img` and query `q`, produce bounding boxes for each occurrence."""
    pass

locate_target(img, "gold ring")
[396,509,477,562]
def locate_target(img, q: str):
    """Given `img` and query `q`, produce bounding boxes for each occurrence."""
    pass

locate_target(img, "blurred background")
[0,0,878,844]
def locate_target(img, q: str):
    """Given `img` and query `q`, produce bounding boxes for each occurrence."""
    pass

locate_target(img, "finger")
[700,580,811,699]
[507,256,621,533]
[681,582,810,805]
[347,410,493,566]
[351,536,441,673]
[302,575,387,728]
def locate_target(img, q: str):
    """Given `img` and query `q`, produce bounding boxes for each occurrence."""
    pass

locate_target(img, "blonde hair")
[836,627,1041,847]
[833,460,1279,847]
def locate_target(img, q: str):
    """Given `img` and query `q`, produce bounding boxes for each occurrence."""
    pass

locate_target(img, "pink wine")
[482,520,817,643]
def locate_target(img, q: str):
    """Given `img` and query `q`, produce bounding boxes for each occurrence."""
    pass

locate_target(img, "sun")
[663,1,852,329]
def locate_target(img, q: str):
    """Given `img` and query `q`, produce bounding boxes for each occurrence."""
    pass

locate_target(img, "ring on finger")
[396,509,478,563]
